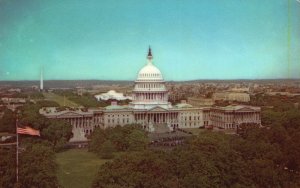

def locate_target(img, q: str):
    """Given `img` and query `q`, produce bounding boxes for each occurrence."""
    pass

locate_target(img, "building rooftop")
[174,103,193,108]
[214,105,260,111]
[105,104,130,110]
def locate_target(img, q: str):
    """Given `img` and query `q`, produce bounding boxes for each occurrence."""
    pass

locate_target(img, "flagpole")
[16,114,19,184]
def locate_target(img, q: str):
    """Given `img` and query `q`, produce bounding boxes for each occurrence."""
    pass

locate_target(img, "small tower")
[147,46,153,61]
[40,68,43,91]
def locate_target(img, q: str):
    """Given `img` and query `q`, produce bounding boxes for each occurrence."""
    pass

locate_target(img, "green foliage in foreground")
[0,100,73,187]
[89,124,149,158]
[19,143,59,188]
[0,147,16,187]
[0,108,15,133]
[0,142,60,188]
[93,128,300,188]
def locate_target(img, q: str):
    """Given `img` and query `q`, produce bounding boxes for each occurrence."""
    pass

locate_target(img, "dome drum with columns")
[129,47,172,110]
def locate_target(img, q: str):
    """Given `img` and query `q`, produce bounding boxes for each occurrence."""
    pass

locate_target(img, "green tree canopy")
[89,124,149,156]
[93,129,300,188]
[17,102,73,151]
[19,143,60,188]
[0,142,60,188]
[42,119,73,151]
[0,108,15,133]
[100,140,115,159]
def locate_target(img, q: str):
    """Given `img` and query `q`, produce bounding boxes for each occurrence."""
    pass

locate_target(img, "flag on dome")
[17,126,40,136]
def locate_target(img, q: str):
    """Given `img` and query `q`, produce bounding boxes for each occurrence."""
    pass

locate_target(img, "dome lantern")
[147,46,153,61]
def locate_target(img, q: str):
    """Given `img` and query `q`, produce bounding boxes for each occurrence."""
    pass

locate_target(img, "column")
[160,113,162,123]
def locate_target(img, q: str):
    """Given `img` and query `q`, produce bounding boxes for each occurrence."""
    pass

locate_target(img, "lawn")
[56,149,109,188]
[43,92,80,107]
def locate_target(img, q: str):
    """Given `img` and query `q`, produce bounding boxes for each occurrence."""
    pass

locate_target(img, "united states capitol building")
[40,48,261,142]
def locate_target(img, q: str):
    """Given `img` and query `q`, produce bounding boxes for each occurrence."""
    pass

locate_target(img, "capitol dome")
[130,47,171,110]
[136,48,164,81]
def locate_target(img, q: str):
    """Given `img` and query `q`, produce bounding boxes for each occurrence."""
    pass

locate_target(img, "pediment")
[148,106,169,112]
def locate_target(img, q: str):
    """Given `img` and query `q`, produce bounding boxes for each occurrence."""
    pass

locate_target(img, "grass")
[43,92,80,107]
[56,149,109,188]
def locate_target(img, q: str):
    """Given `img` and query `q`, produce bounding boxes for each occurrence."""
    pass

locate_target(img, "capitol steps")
[153,123,172,133]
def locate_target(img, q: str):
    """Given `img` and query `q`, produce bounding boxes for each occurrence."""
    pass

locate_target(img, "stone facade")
[210,105,261,129]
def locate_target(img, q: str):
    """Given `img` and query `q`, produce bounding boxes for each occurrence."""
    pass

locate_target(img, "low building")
[1,97,26,104]
[187,97,214,107]
[212,92,250,102]
[94,90,132,101]
[210,105,261,129]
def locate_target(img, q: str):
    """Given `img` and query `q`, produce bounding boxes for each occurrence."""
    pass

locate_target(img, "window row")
[107,118,130,124]
[137,84,163,88]
[139,73,160,77]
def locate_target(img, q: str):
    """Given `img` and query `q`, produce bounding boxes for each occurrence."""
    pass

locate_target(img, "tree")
[42,119,73,151]
[127,129,149,151]
[89,128,108,153]
[18,103,73,151]
[282,131,300,172]
[0,142,61,188]
[0,108,15,133]
[93,151,174,188]
[89,124,148,155]
[261,109,282,126]
[93,129,300,188]
[19,143,60,188]
[19,103,47,130]
[100,140,115,159]
[0,147,16,187]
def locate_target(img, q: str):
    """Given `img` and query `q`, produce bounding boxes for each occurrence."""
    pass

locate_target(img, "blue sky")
[0,0,299,81]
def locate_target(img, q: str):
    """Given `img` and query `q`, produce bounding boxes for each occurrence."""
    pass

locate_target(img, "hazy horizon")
[1,78,300,82]
[1,0,300,81]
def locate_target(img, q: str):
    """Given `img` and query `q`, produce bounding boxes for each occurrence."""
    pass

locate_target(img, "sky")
[0,0,299,81]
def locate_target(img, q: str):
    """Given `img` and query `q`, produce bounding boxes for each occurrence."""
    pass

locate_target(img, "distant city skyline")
[0,0,300,81]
